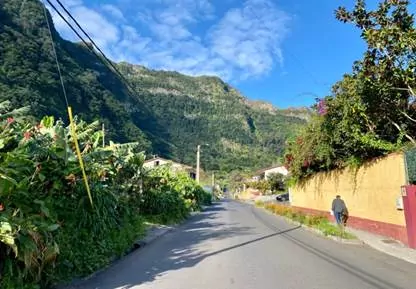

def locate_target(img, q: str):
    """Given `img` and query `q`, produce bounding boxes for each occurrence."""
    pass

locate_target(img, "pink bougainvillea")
[316,98,328,115]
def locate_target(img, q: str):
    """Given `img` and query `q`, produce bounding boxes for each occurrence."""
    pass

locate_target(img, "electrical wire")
[45,0,141,102]
[44,0,178,153]
[53,0,129,88]
[42,0,93,207]
[42,1,69,107]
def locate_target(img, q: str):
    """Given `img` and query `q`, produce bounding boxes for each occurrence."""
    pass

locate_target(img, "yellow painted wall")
[291,153,406,226]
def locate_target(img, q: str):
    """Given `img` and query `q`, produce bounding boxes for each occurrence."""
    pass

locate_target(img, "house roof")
[144,156,170,163]
[254,164,285,175]
[144,157,194,170]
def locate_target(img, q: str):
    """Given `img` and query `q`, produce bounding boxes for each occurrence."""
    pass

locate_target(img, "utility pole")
[196,145,201,183]
[212,172,215,187]
[102,123,105,147]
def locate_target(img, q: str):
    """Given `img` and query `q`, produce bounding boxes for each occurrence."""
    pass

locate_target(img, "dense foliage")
[0,0,305,173]
[285,0,416,181]
[0,103,211,289]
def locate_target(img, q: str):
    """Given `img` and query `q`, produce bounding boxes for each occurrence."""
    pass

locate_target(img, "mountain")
[0,0,306,172]
[279,107,313,121]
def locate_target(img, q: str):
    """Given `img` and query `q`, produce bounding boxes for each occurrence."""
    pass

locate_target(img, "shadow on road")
[77,201,300,289]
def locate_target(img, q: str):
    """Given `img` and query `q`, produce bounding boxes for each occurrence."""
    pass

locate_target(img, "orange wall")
[291,153,406,226]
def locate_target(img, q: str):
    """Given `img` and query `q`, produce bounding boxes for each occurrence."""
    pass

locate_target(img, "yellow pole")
[67,107,93,207]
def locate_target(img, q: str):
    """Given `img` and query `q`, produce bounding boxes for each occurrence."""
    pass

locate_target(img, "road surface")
[74,200,416,289]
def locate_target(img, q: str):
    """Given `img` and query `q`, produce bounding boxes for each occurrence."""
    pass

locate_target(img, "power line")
[42,1,93,207]
[43,0,111,76]
[42,1,69,107]
[53,0,135,93]
[43,0,178,149]
[43,0,213,152]
[44,0,144,104]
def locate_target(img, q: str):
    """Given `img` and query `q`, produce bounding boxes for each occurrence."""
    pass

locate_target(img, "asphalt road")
[74,200,416,289]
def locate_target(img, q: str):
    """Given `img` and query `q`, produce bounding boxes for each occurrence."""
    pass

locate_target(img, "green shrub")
[140,189,189,223]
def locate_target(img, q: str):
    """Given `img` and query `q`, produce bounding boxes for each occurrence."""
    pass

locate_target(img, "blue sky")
[48,0,414,108]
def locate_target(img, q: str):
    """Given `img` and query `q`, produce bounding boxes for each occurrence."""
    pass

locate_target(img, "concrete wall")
[291,153,408,244]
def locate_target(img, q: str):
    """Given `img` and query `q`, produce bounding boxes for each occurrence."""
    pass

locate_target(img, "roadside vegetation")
[255,201,355,239]
[0,102,212,289]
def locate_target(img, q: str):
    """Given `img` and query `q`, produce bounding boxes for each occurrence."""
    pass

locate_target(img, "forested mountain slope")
[0,0,305,171]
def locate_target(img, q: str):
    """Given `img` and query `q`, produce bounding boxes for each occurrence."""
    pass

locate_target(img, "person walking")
[332,195,347,226]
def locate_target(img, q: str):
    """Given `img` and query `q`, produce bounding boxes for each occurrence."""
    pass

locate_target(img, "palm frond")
[0,102,30,118]
[72,120,100,141]
[0,100,11,112]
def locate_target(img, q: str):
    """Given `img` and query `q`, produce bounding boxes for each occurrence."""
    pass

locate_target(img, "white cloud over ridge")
[48,0,291,81]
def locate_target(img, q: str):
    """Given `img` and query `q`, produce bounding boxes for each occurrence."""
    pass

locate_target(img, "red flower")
[284,154,294,169]
[285,154,294,162]
[0,203,4,211]
[24,131,31,140]
[7,117,14,124]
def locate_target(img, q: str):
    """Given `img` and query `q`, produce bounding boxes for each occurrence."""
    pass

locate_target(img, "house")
[254,164,289,180]
[143,156,196,179]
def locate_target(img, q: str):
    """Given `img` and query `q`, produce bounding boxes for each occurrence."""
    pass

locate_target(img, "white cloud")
[209,0,290,78]
[49,0,291,82]
[59,0,83,7]
[111,25,151,63]
[102,4,125,21]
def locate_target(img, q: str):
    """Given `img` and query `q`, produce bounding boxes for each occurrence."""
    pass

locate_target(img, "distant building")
[253,164,289,181]
[143,156,196,179]
[251,175,261,182]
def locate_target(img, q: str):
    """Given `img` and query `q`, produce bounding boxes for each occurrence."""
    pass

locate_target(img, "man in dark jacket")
[332,195,347,225]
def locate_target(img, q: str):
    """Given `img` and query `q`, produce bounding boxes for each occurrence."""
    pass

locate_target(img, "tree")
[267,173,286,192]
[336,0,416,143]
[285,0,416,181]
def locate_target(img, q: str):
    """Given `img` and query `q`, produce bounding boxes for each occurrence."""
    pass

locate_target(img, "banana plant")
[0,100,30,120]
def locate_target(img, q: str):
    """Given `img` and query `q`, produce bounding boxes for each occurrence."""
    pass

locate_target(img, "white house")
[143,156,196,179]
[254,165,289,180]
